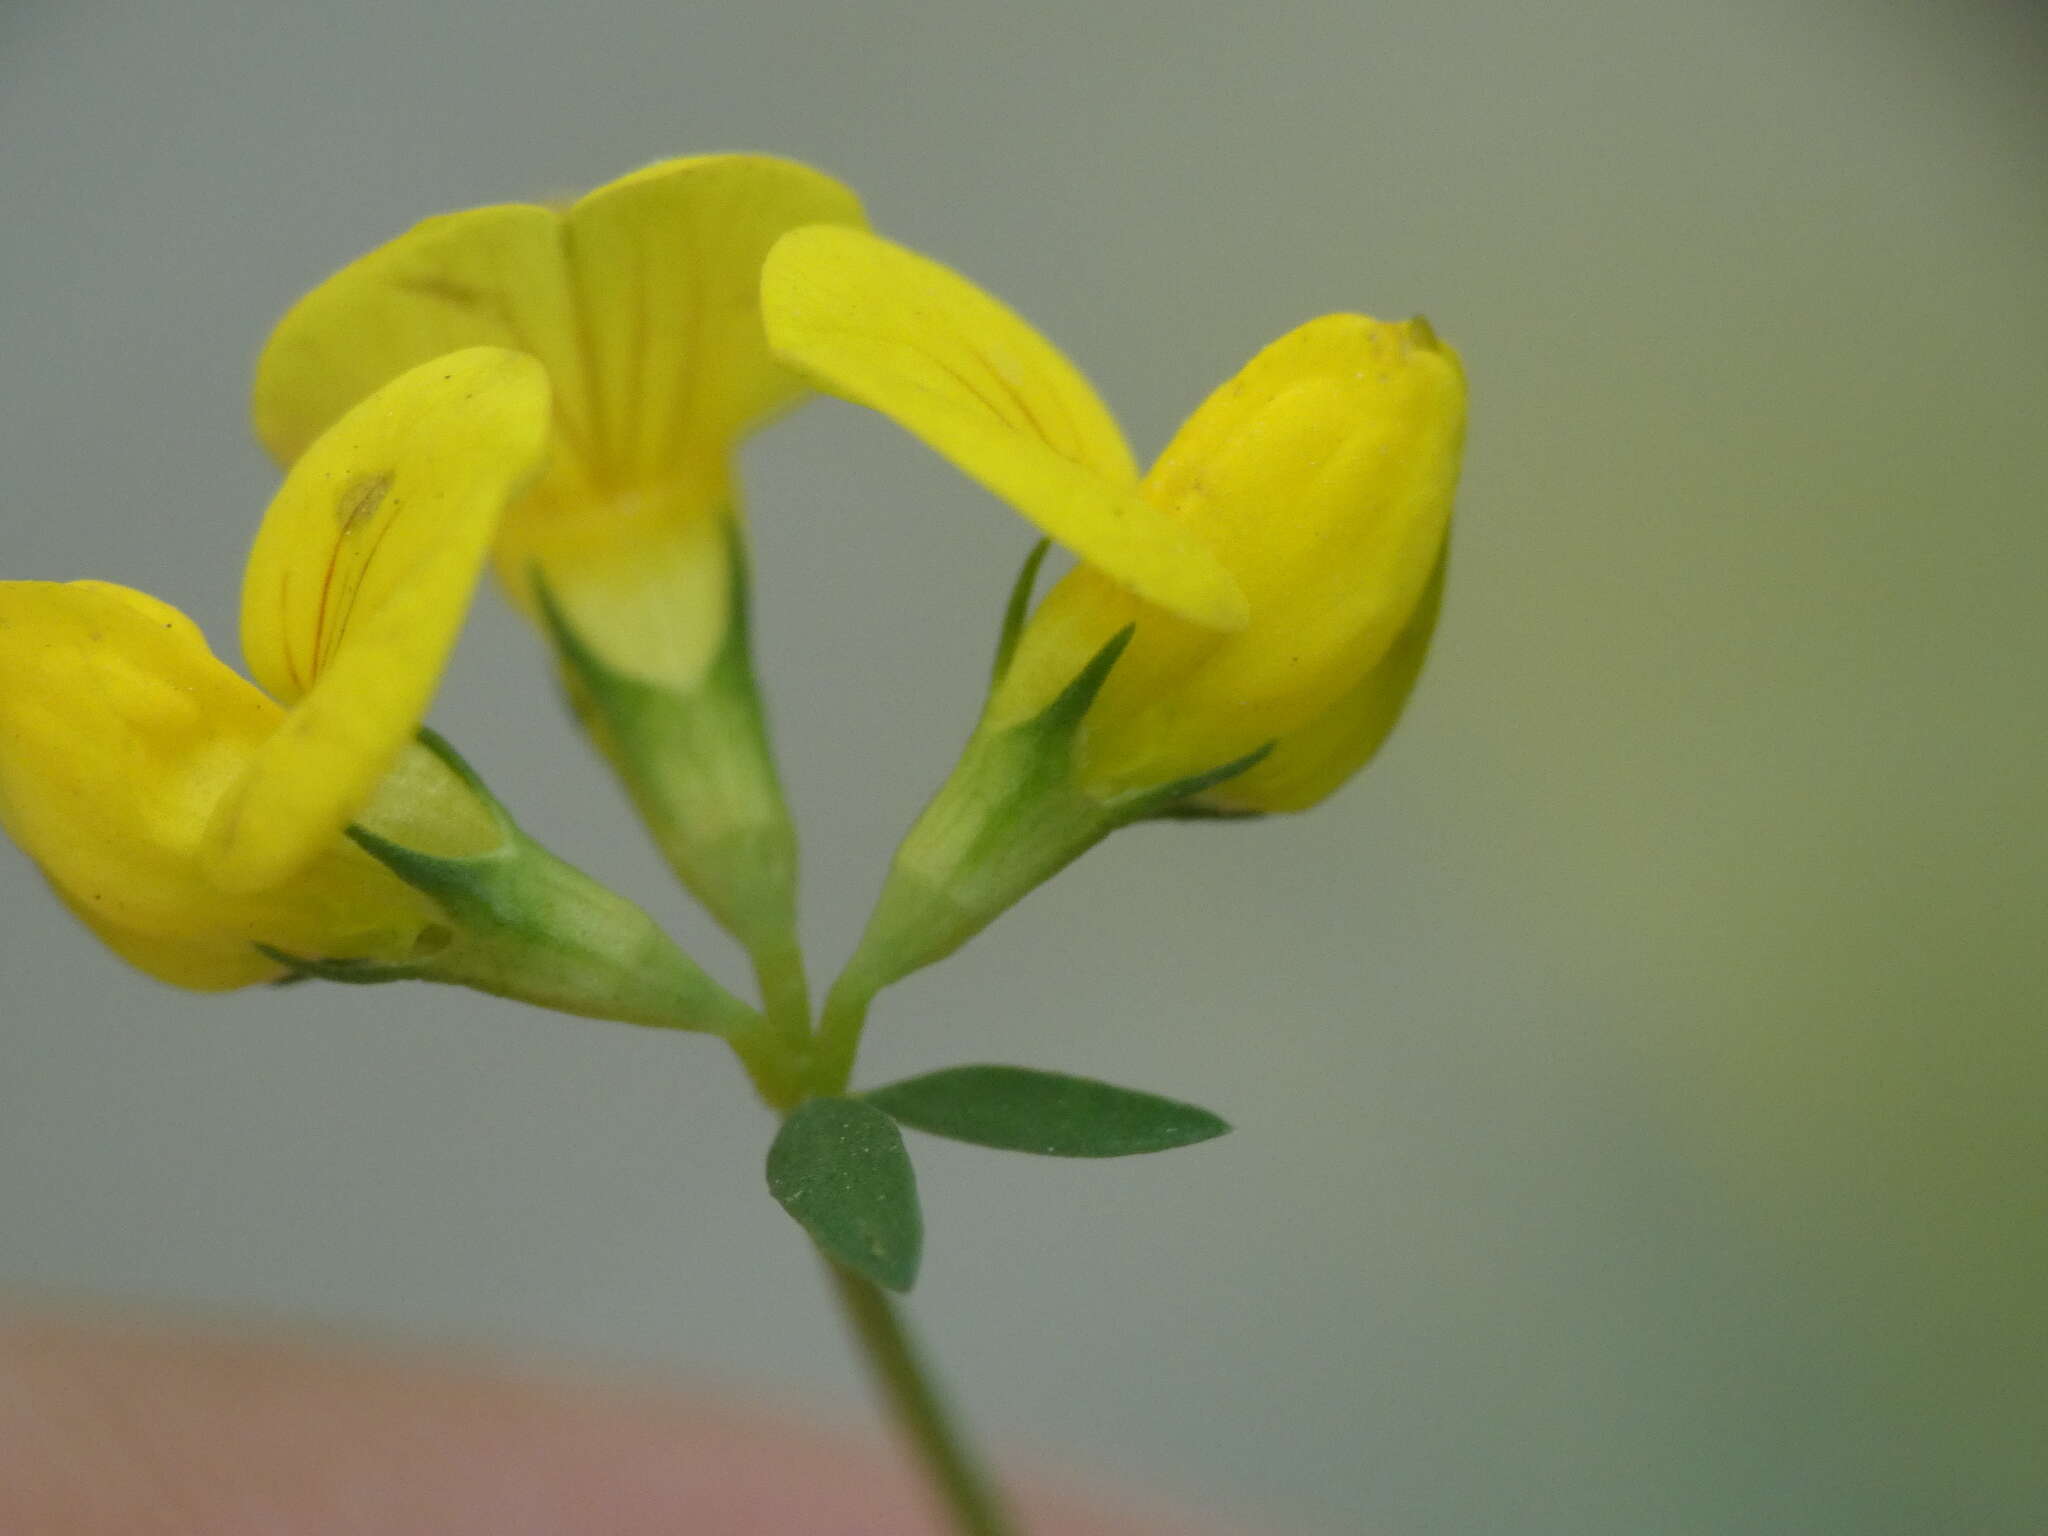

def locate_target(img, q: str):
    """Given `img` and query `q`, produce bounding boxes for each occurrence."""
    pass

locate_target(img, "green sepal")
[530,542,803,986]
[255,945,427,986]
[837,629,1275,997]
[767,1098,924,1292]
[413,724,500,807]
[1121,740,1277,821]
[991,539,1051,685]
[335,732,758,1037]
[865,1065,1231,1157]
[1020,624,1135,742]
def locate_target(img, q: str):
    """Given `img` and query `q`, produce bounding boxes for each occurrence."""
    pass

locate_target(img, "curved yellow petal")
[762,227,1247,631]
[0,581,279,930]
[255,157,863,478]
[53,884,285,991]
[1192,548,1448,814]
[214,348,550,894]
[0,582,441,980]
[253,204,582,469]
[763,226,1139,479]
[253,157,867,689]
[1146,315,1463,640]
[561,155,868,479]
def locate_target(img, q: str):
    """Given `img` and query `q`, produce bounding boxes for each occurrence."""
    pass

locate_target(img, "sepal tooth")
[990,539,1051,687]
[1118,741,1277,822]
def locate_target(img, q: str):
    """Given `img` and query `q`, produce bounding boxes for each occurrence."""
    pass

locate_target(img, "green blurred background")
[2,2,2043,1530]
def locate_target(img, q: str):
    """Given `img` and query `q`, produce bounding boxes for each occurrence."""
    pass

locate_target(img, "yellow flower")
[992,315,1461,811]
[251,157,867,1015]
[253,155,866,693]
[764,227,1464,814]
[767,231,1464,1027]
[0,350,548,990]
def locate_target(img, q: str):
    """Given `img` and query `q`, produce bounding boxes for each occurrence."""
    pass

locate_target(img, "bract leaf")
[767,1098,923,1292]
[865,1065,1230,1157]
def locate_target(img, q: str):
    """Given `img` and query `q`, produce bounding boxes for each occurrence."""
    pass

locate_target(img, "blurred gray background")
[2,2,2044,1531]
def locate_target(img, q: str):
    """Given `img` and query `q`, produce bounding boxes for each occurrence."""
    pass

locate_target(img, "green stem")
[828,1263,1017,1536]
[752,932,813,1057]
[725,1022,805,1113]
[811,967,878,1097]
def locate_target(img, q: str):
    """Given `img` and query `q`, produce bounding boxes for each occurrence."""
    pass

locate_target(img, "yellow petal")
[0,581,279,929]
[1193,548,1447,813]
[253,204,583,469]
[253,157,867,688]
[1145,314,1463,650]
[497,491,734,696]
[52,883,285,991]
[561,156,868,479]
[762,227,1247,631]
[0,582,440,979]
[214,348,550,893]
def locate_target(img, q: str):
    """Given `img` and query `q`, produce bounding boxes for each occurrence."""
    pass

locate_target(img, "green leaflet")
[767,1098,924,1292]
[865,1066,1230,1158]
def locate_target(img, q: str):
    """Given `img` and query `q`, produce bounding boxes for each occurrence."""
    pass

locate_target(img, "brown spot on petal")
[336,472,393,533]
[400,275,485,309]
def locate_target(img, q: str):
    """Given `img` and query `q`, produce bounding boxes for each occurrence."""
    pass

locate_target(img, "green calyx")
[842,637,1129,998]
[835,549,1274,1007]
[261,730,759,1041]
[532,539,808,1034]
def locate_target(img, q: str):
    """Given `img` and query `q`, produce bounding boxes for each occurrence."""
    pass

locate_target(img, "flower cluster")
[1,155,1465,1109]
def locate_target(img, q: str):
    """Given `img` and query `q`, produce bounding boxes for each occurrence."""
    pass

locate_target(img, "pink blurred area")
[0,1307,1246,1536]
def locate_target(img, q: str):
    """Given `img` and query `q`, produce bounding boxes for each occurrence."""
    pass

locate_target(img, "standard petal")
[763,227,1246,631]
[255,157,865,484]
[518,156,865,687]
[255,203,590,469]
[216,349,550,894]
[253,156,867,689]
[562,155,867,478]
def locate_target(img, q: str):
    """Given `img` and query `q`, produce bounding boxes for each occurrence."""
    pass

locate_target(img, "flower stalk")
[828,1262,1017,1536]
